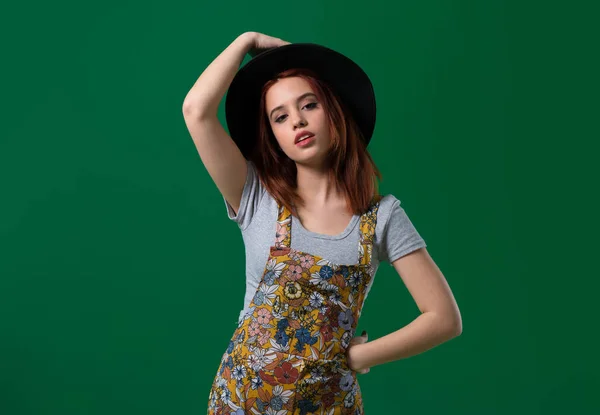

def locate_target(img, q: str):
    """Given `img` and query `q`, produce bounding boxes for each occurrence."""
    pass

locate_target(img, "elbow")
[447,310,463,337]
[182,98,217,120]
[451,317,463,337]
[436,309,462,339]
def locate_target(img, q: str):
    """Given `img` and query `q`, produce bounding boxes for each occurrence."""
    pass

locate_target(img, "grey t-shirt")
[224,160,427,322]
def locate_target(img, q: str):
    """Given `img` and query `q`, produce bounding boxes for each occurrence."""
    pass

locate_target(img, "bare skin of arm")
[347,247,462,371]
[182,32,290,214]
[182,32,254,214]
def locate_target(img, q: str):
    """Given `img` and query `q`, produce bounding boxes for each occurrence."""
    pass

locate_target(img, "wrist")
[349,342,370,371]
[237,32,255,50]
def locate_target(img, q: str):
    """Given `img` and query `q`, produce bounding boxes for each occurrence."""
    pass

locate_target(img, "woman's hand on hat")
[347,330,371,374]
[244,31,291,57]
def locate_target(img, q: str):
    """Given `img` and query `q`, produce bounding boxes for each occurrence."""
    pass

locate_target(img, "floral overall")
[207,196,382,415]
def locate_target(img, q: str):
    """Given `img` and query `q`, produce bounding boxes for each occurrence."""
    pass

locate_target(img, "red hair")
[251,68,382,216]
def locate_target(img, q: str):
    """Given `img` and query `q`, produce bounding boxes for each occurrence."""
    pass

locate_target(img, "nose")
[292,112,307,129]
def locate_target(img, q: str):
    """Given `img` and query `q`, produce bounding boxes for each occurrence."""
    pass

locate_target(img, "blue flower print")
[254,291,265,306]
[275,329,290,346]
[277,318,289,331]
[338,308,354,331]
[319,266,333,280]
[339,373,354,391]
[294,327,318,353]
[264,270,276,285]
[294,340,306,353]
[295,327,311,343]
[250,376,263,390]
[295,328,318,345]
[298,399,320,415]
[225,355,233,369]
[337,265,350,278]
[270,395,284,410]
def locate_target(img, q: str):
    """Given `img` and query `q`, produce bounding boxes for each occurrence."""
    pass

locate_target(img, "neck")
[294,162,346,210]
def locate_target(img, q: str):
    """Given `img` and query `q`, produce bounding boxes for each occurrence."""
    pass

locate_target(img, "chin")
[294,152,328,167]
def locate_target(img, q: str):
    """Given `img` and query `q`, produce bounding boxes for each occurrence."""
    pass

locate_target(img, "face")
[265,77,331,165]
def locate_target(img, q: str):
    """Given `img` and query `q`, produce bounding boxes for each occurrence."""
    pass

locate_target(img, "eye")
[273,102,318,124]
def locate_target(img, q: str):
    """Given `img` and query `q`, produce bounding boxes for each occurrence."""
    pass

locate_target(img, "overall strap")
[274,195,383,260]
[274,203,293,249]
[357,195,383,266]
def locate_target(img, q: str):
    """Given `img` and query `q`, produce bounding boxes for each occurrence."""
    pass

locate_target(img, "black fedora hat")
[225,43,376,160]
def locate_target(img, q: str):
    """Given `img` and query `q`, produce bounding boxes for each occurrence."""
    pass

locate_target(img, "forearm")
[355,312,461,370]
[182,32,254,118]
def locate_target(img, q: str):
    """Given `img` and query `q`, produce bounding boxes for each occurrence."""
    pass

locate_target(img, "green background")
[1,0,598,413]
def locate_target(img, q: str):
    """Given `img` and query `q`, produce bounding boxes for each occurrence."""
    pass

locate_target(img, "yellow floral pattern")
[208,196,383,415]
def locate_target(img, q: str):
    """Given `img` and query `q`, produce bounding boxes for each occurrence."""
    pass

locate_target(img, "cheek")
[273,126,292,142]
[271,128,288,149]
[315,114,329,133]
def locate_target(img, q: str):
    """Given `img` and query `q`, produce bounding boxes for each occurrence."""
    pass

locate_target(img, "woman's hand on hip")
[347,330,370,374]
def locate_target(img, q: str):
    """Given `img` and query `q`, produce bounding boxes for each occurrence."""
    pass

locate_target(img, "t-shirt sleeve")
[223,160,267,230]
[379,199,427,264]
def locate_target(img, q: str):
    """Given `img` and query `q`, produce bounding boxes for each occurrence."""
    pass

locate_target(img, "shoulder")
[373,193,427,262]
[373,193,415,238]
[375,194,402,221]
[378,193,400,208]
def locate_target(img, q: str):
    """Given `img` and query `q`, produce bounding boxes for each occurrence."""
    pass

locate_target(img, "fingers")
[349,330,368,345]
[349,337,365,346]
[348,330,370,374]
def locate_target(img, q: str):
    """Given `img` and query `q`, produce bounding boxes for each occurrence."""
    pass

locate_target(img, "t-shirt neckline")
[291,213,360,240]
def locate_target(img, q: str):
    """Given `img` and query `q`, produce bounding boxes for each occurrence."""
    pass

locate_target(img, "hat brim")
[225,43,376,160]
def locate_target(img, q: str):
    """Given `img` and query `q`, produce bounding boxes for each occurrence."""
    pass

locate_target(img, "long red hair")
[251,68,382,216]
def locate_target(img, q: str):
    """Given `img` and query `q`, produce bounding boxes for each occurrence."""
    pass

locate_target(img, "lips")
[295,130,315,144]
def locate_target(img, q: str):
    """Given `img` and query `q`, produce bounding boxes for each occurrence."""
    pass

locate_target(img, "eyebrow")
[269,92,318,119]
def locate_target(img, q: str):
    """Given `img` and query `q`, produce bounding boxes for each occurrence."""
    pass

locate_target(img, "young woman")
[183,31,462,415]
